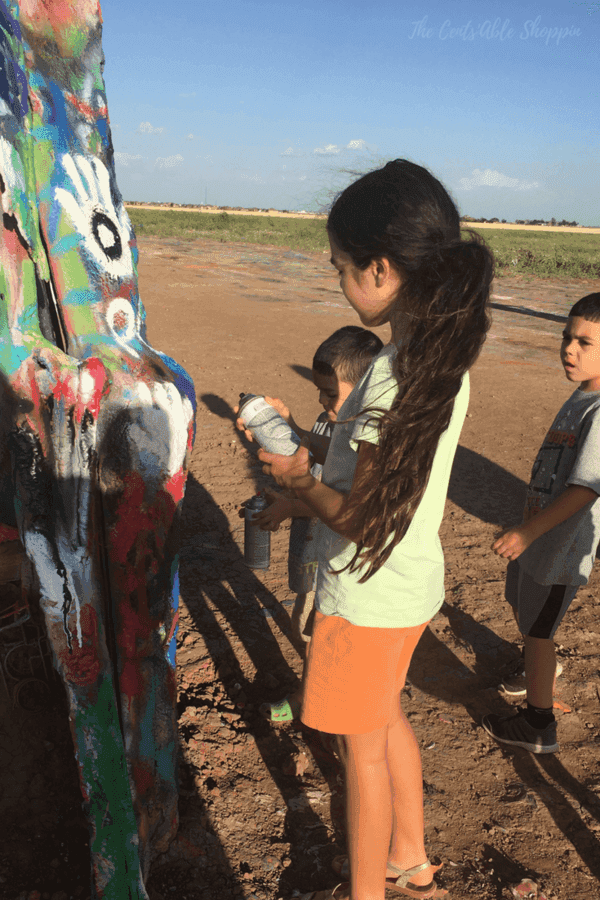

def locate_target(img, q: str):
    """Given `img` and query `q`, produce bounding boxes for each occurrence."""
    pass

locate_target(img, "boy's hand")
[258,438,313,492]
[264,396,292,424]
[233,403,254,443]
[233,397,293,443]
[492,526,533,560]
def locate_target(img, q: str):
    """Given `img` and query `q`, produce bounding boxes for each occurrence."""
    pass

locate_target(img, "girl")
[242,160,493,900]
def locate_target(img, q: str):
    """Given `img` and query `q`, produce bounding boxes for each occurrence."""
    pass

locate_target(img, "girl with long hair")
[241,159,493,900]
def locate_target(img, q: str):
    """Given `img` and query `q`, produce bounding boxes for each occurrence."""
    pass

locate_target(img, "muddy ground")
[1,236,599,900]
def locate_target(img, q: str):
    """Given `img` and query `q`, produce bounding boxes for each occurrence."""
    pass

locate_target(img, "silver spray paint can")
[238,393,301,456]
[244,492,270,569]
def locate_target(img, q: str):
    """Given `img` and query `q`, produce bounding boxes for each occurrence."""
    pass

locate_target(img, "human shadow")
[487,746,600,885]
[449,445,527,525]
[178,472,349,894]
[199,392,238,422]
[289,364,314,383]
[491,302,567,325]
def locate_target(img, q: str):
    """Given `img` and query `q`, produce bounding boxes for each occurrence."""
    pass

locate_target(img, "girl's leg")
[386,696,434,883]
[342,695,433,900]
[343,722,392,900]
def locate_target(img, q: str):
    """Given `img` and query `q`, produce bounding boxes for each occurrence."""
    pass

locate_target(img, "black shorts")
[505,560,579,639]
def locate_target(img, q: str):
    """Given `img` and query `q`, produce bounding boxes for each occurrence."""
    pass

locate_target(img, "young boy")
[482,292,600,753]
[254,325,383,722]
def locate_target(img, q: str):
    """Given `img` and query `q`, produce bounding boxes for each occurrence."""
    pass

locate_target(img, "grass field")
[128,208,600,280]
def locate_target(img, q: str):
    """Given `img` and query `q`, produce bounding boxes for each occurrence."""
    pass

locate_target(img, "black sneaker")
[481,708,559,754]
[498,658,563,697]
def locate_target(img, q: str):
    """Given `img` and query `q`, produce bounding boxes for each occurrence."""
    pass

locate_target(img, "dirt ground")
[1,235,599,900]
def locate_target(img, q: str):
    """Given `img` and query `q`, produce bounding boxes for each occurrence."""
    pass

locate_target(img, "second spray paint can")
[244,492,270,569]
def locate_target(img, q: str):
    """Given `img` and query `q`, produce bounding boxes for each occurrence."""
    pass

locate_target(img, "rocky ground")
[0,236,599,900]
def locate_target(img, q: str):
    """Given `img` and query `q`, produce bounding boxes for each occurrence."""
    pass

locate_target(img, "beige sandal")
[331,856,447,898]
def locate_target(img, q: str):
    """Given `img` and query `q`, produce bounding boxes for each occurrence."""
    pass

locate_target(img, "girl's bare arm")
[258,439,377,542]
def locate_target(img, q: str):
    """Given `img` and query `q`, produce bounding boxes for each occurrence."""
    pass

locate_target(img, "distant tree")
[489,218,499,223]
[516,219,525,225]
[551,218,557,226]
[501,219,507,223]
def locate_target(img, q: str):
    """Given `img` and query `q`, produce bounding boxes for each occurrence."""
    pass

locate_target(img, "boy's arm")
[492,484,599,560]
[306,430,331,466]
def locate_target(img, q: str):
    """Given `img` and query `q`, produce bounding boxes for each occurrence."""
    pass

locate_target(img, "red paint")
[80,356,108,419]
[165,609,179,647]
[52,370,77,408]
[58,605,102,687]
[65,91,107,122]
[28,87,44,116]
[132,760,154,798]
[164,469,185,504]
[120,657,143,698]
[0,524,20,541]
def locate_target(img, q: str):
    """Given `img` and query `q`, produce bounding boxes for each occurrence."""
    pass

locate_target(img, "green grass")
[463,228,600,280]
[127,208,328,253]
[127,208,600,280]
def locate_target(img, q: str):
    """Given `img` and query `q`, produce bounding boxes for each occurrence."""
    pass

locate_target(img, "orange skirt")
[301,610,429,735]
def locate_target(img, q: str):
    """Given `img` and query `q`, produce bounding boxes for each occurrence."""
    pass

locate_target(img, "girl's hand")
[492,526,532,560]
[258,438,313,492]
[253,490,294,531]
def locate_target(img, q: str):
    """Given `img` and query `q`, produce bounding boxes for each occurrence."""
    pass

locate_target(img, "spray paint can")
[238,393,301,456]
[244,493,270,569]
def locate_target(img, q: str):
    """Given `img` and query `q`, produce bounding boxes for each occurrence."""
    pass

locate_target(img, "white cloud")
[459,168,540,191]
[346,139,368,150]
[138,121,164,135]
[155,154,184,169]
[114,153,143,166]
[314,144,340,155]
[281,146,305,157]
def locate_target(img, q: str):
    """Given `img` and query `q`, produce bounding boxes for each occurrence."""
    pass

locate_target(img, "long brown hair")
[328,159,493,582]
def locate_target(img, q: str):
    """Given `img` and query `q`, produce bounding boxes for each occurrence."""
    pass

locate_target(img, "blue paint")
[167,566,179,669]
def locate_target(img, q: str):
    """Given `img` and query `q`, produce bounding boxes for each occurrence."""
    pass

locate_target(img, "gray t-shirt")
[519,388,600,585]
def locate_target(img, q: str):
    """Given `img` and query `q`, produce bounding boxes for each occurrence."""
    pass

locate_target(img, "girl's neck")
[389,305,407,346]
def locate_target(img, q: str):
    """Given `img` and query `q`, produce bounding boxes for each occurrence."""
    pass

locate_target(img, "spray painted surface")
[0,2,196,897]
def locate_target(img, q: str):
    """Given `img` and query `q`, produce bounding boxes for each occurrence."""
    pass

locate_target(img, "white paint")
[106,297,136,341]
[54,153,135,281]
[79,367,96,405]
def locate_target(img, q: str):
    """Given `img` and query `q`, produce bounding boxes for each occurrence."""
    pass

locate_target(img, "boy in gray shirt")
[483,292,600,753]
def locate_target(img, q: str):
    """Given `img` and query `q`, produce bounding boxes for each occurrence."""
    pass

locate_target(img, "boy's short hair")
[569,293,600,322]
[313,326,384,385]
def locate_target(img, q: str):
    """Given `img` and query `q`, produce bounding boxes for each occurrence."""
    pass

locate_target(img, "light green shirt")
[315,344,469,628]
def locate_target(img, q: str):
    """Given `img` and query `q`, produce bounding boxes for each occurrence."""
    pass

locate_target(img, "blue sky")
[102,0,599,224]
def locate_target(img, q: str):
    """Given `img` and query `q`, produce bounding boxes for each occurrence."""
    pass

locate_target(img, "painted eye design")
[106,297,136,343]
[92,210,122,261]
[54,153,134,282]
